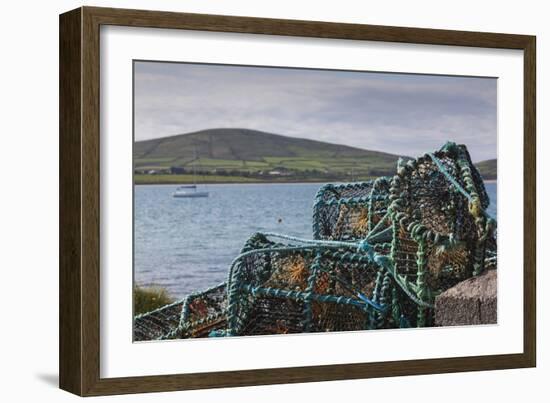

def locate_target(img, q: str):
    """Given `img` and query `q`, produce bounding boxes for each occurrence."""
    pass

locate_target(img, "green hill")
[134,128,404,183]
[475,159,497,180]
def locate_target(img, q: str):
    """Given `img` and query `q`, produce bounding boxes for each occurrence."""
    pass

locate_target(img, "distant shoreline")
[134,177,377,186]
[134,175,497,186]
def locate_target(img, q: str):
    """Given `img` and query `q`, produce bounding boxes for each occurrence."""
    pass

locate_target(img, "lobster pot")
[134,300,186,341]
[134,283,227,341]
[388,143,496,324]
[177,283,228,338]
[225,234,395,336]
[313,178,391,241]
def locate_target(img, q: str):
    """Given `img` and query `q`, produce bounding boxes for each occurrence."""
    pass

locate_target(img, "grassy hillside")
[134,128,403,183]
[475,159,497,180]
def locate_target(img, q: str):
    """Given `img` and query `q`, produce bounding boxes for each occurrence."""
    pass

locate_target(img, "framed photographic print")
[59,6,536,396]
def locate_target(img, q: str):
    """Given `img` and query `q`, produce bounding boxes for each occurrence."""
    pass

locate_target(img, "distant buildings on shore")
[134,165,299,178]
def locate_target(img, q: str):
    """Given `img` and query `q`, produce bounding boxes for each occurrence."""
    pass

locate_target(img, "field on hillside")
[135,156,397,172]
[134,129,495,183]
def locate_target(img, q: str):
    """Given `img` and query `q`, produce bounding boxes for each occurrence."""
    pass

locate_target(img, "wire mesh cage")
[223,233,397,336]
[133,300,186,341]
[313,178,392,241]
[387,142,497,326]
[133,283,227,341]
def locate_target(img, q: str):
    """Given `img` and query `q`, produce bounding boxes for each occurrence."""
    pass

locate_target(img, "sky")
[134,61,497,162]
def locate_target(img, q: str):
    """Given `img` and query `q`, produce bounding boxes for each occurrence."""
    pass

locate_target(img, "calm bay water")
[134,182,497,299]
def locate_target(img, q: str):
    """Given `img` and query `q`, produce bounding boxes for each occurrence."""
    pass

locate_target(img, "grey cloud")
[134,61,497,162]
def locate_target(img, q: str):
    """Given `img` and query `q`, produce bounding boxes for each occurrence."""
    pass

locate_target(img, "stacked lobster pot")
[387,142,497,327]
[133,142,497,340]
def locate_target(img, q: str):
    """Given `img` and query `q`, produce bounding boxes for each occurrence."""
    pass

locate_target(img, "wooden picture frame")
[59,6,536,396]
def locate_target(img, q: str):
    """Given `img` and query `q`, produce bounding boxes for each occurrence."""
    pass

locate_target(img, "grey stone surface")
[435,269,497,326]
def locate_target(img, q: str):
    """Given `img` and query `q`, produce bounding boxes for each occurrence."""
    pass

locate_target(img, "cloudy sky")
[134,61,497,162]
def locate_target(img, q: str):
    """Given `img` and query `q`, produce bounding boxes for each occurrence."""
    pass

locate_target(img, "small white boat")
[173,186,209,198]
[172,148,209,198]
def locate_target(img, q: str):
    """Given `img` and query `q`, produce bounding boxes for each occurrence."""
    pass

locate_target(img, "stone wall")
[434,269,497,326]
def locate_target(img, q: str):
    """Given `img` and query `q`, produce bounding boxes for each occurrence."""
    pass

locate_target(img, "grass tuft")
[134,285,174,315]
